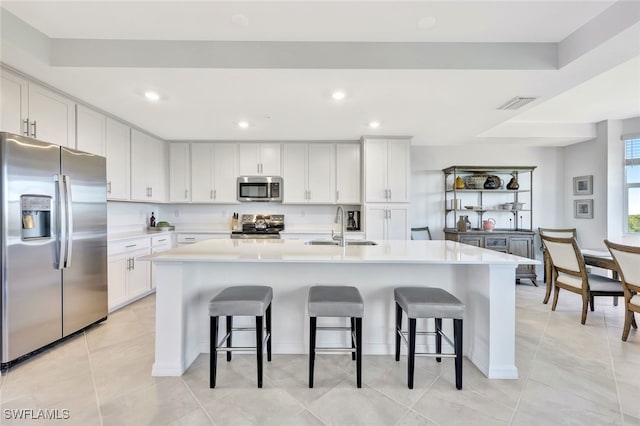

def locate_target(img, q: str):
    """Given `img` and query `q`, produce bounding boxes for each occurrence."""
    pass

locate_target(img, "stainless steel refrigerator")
[1,132,107,369]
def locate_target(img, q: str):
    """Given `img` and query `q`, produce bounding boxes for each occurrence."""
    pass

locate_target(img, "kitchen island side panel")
[151,261,518,379]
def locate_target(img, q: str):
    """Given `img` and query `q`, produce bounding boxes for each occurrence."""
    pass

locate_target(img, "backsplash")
[108,201,361,233]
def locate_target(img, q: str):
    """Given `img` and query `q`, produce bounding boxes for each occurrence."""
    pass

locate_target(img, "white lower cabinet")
[365,205,410,240]
[108,238,151,311]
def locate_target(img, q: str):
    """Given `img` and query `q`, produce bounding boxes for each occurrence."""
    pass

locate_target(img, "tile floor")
[0,285,638,426]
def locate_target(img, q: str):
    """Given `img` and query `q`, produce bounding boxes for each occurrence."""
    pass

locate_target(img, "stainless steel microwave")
[237,176,283,202]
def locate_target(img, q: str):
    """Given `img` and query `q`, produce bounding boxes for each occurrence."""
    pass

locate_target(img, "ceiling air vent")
[497,96,537,110]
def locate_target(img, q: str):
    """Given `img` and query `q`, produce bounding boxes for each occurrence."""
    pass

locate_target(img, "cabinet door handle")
[131,257,135,270]
[31,121,37,139]
[125,244,137,248]
[157,238,167,242]
[257,163,260,174]
[107,181,112,194]
[185,237,196,240]
[388,189,392,200]
[185,189,188,199]
[126,257,131,271]
[150,187,153,197]
[22,119,30,136]
[307,190,311,200]
[260,163,264,174]
[214,189,217,200]
[336,190,339,201]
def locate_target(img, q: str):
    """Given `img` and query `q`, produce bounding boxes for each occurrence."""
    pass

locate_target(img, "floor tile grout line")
[83,331,105,426]
[602,307,626,426]
[180,376,217,425]
[508,295,552,426]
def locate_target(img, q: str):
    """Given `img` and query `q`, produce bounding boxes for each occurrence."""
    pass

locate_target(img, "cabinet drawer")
[486,237,508,248]
[151,234,172,247]
[177,233,227,244]
[108,238,151,255]
[459,236,483,247]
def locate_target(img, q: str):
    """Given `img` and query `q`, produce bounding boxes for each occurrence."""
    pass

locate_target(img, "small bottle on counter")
[150,212,156,227]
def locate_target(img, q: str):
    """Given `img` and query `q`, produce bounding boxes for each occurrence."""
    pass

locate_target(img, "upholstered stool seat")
[308,285,364,388]
[209,285,273,388]
[394,287,464,390]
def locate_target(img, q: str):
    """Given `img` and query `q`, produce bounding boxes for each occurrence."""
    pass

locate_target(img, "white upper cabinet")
[191,143,238,203]
[27,82,76,147]
[238,143,281,176]
[131,129,166,202]
[335,143,361,204]
[363,137,410,203]
[212,143,238,203]
[1,71,28,134]
[169,143,191,203]
[105,118,130,200]
[282,143,334,204]
[0,69,75,147]
[307,144,335,203]
[190,143,214,203]
[75,104,106,155]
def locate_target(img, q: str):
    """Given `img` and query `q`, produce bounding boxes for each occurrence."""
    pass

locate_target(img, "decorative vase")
[507,173,519,190]
[456,215,471,232]
[453,176,465,190]
[483,175,502,189]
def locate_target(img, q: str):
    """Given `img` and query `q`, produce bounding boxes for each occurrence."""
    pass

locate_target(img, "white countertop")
[108,228,358,242]
[142,238,540,265]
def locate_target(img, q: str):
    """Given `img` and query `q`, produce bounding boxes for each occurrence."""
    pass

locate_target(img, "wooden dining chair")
[604,240,640,341]
[411,226,432,240]
[538,228,577,304]
[541,235,623,325]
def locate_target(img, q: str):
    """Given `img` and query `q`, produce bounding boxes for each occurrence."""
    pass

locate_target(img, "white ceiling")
[1,1,639,146]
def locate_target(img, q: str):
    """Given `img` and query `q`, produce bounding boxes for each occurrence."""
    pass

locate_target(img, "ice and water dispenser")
[20,195,52,240]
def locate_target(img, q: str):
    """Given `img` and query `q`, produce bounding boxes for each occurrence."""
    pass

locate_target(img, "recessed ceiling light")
[144,91,160,101]
[238,121,249,129]
[418,16,437,30]
[369,121,381,129]
[332,91,346,101]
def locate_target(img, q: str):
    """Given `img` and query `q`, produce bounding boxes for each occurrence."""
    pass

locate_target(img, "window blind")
[625,138,640,166]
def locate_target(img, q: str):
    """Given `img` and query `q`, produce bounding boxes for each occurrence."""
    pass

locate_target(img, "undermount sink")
[305,239,377,246]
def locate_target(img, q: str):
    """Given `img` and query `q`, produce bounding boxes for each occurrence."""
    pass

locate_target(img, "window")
[625,138,640,233]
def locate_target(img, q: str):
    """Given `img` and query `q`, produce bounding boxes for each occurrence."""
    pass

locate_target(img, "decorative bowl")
[511,202,524,210]
[464,174,487,189]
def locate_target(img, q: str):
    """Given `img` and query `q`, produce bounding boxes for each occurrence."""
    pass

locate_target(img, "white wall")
[108,201,161,234]
[562,118,640,249]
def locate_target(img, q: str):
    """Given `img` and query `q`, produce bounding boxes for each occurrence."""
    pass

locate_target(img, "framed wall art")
[573,175,593,195]
[574,199,594,219]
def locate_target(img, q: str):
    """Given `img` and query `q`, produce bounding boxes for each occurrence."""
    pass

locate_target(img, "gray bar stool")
[308,285,364,388]
[209,285,273,388]
[394,287,464,390]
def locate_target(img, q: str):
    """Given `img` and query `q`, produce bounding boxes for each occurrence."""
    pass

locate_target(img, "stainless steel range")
[231,214,284,239]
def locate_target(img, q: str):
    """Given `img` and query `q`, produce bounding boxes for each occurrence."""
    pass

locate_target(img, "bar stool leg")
[454,318,463,390]
[266,304,272,362]
[408,318,416,389]
[395,303,402,362]
[256,315,263,388]
[309,316,317,388]
[355,317,362,388]
[226,316,233,361]
[210,316,219,388]
[435,318,442,363]
[350,317,356,361]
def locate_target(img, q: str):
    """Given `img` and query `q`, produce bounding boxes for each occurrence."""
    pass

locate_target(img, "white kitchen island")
[143,238,538,380]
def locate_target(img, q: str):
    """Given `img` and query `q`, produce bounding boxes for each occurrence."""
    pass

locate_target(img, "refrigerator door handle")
[55,174,67,269]
[64,175,74,268]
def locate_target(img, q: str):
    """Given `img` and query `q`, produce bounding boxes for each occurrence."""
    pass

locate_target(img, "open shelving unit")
[442,165,537,284]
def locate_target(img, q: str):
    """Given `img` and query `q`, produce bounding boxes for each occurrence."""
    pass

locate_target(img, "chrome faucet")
[332,205,346,247]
